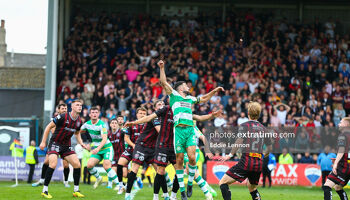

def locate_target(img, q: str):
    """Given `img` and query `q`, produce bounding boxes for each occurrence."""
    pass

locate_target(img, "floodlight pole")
[43,0,59,128]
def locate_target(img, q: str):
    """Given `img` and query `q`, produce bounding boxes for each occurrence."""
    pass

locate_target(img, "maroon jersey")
[123,124,144,150]
[108,129,125,160]
[237,120,270,172]
[50,113,82,146]
[337,131,350,172]
[155,105,174,148]
[135,118,161,148]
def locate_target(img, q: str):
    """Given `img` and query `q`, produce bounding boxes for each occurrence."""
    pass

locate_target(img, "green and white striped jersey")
[81,119,112,150]
[169,89,200,127]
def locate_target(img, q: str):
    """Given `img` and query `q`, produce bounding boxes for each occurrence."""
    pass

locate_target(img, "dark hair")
[174,81,185,91]
[90,106,100,112]
[57,103,67,109]
[110,118,118,123]
[153,100,164,109]
[136,107,147,114]
[116,115,124,119]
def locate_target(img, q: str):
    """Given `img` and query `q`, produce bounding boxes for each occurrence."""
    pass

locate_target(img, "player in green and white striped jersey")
[80,107,118,189]
[158,60,224,200]
[184,124,217,200]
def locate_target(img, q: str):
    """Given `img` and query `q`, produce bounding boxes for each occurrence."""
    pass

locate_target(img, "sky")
[0,0,48,54]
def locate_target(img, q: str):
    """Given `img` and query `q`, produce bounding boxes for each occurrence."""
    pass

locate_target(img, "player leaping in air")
[219,102,272,200]
[158,59,224,200]
[124,100,221,200]
[80,106,119,189]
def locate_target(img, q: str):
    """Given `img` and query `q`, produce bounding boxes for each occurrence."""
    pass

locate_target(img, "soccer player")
[80,106,119,189]
[125,100,221,200]
[183,124,217,200]
[39,99,87,198]
[108,116,125,189]
[116,107,147,194]
[219,102,272,200]
[124,103,162,200]
[32,103,71,188]
[323,117,350,200]
[158,60,224,199]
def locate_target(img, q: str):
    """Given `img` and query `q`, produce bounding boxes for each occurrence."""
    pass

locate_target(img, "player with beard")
[107,116,126,189]
[32,103,72,188]
[125,100,221,200]
[323,117,350,200]
[39,100,87,198]
[219,102,272,200]
[116,107,147,194]
[158,60,224,199]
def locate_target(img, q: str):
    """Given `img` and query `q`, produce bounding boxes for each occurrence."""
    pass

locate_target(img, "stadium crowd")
[55,10,350,164]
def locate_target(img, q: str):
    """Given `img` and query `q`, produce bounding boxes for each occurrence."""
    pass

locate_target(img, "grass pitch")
[0,181,347,200]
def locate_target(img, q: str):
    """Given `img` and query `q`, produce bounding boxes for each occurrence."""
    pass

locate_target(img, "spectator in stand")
[344,89,350,115]
[279,148,294,164]
[115,85,133,112]
[317,145,336,186]
[237,112,248,125]
[274,102,291,125]
[55,11,350,162]
[81,86,93,109]
[298,150,315,163]
[333,104,346,126]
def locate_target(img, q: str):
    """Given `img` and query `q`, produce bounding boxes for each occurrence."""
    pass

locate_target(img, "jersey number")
[252,138,260,152]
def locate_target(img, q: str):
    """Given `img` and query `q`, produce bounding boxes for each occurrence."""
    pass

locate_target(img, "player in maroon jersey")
[39,100,88,198]
[32,103,71,188]
[323,117,350,200]
[108,116,126,189]
[124,100,221,200]
[116,107,147,194]
[123,102,163,200]
[219,102,272,200]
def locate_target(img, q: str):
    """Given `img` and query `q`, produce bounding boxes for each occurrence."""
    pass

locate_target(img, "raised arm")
[199,87,225,103]
[158,60,173,95]
[193,110,222,122]
[124,113,158,128]
[39,121,56,150]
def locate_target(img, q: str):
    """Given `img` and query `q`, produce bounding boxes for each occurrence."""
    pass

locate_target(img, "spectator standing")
[274,102,291,125]
[317,145,336,186]
[25,140,38,184]
[262,153,276,188]
[278,148,294,164]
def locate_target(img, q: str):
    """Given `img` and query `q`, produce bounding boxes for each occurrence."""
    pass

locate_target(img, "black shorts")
[132,145,155,165]
[327,167,350,187]
[121,148,134,162]
[154,147,176,167]
[47,142,75,159]
[226,163,262,185]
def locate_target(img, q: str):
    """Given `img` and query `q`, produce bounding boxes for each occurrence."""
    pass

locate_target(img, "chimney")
[0,19,6,67]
